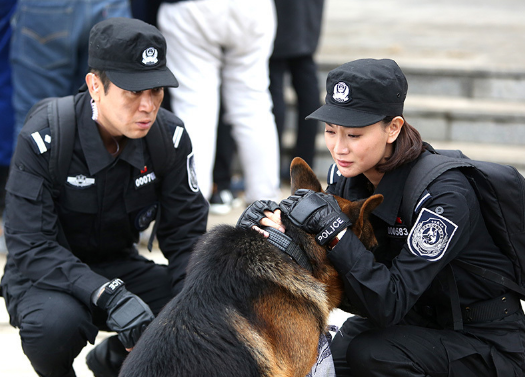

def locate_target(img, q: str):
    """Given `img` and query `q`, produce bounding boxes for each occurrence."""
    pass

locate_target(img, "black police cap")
[88,17,178,91]
[306,58,408,127]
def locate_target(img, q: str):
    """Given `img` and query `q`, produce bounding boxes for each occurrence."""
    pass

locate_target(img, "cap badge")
[142,47,159,66]
[333,82,350,103]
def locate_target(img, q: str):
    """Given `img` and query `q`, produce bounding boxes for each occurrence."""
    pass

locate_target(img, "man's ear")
[86,73,100,100]
[387,116,404,143]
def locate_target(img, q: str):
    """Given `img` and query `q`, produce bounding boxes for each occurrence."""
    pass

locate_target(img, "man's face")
[95,81,164,139]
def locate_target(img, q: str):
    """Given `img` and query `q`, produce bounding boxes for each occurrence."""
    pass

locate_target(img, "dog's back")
[120,224,328,377]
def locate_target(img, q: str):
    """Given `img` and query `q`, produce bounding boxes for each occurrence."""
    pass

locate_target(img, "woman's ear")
[86,73,100,100]
[387,116,404,143]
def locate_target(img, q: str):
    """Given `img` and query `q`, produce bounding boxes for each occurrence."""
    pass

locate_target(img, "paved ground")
[2,0,525,375]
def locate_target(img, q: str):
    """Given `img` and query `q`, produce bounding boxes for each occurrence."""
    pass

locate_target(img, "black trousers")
[269,54,321,171]
[13,253,173,377]
[331,315,521,377]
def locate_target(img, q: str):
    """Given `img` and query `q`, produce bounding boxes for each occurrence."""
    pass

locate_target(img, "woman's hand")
[236,200,285,237]
[280,189,352,245]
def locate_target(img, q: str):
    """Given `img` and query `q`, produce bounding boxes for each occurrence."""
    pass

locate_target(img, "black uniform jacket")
[1,91,209,320]
[326,149,525,371]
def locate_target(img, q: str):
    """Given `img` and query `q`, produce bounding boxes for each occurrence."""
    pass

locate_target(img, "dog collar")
[265,227,313,273]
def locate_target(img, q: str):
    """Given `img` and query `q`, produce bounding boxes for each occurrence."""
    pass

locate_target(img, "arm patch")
[408,208,458,262]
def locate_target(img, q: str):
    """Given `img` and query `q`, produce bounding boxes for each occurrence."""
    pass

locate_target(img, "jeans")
[0,0,16,167]
[10,0,131,147]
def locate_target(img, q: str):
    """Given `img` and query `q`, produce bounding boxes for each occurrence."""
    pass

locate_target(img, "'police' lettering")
[135,172,157,188]
[317,217,344,242]
[108,279,123,290]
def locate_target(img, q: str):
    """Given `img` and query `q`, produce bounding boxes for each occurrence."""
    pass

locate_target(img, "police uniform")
[325,151,525,376]
[1,17,209,375]
[294,58,525,376]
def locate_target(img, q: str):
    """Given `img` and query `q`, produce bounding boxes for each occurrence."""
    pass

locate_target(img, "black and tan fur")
[119,158,383,377]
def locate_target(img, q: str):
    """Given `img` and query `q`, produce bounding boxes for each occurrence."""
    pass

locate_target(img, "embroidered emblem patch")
[408,208,458,261]
[135,203,158,231]
[66,175,95,188]
[333,82,351,103]
[187,152,199,192]
[142,47,158,65]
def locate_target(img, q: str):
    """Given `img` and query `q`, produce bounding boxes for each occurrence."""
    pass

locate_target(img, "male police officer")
[1,18,208,377]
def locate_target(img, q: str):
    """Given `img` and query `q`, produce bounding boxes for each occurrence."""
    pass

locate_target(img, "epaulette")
[29,127,52,155]
[414,189,432,214]
[326,163,342,185]
[171,124,184,149]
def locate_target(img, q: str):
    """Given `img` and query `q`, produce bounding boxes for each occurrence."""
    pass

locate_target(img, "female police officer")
[240,58,525,376]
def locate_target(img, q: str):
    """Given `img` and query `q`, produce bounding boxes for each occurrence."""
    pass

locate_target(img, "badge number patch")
[408,208,458,262]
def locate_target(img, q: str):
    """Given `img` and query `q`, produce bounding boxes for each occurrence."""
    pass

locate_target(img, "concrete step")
[404,95,525,146]
[282,130,525,179]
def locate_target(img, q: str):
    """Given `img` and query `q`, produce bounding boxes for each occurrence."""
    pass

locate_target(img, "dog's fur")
[119,158,383,377]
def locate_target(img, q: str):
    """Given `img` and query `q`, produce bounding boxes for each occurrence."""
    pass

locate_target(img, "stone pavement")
[2,0,525,375]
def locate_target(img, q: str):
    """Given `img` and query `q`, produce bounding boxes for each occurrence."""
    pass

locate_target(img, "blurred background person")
[269,0,325,182]
[0,0,16,254]
[10,0,131,147]
[158,0,281,205]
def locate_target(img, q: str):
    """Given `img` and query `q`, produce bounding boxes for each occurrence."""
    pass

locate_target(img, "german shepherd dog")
[119,158,383,377]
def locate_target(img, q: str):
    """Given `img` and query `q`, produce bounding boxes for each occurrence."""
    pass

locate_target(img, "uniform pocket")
[5,168,44,232]
[60,183,98,214]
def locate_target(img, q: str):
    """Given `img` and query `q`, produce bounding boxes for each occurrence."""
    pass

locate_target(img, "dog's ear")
[290,157,323,194]
[349,194,384,240]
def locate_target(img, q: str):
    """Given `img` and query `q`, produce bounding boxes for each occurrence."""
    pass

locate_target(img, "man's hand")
[280,189,352,245]
[96,279,154,349]
[237,200,285,235]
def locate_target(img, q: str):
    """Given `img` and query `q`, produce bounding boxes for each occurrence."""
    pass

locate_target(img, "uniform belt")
[462,292,522,324]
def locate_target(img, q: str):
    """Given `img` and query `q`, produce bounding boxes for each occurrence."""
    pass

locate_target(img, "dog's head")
[282,157,383,309]
[288,157,383,250]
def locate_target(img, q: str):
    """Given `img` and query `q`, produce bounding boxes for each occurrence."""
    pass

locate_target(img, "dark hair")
[375,115,425,173]
[89,68,111,94]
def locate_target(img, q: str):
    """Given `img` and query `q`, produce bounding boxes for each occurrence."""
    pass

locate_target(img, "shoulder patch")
[30,128,52,154]
[408,208,458,262]
[187,152,199,192]
[327,163,341,185]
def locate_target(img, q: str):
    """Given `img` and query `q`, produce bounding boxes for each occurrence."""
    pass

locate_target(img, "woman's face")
[324,119,402,185]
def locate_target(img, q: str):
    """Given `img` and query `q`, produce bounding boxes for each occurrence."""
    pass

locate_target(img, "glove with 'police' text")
[96,278,154,349]
[236,200,280,230]
[280,189,352,245]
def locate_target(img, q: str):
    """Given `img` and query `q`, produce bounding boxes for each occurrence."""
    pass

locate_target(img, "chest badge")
[67,175,95,188]
[408,208,458,262]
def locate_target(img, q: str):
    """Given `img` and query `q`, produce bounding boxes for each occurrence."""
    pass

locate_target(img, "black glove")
[236,200,280,229]
[96,278,154,349]
[280,189,352,245]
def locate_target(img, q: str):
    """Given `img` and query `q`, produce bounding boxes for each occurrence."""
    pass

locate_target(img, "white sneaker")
[209,190,242,215]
